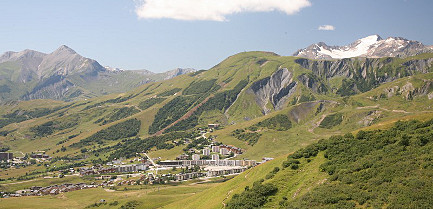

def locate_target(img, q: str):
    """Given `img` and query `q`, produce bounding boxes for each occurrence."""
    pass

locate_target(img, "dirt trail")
[356,105,379,109]
[1,179,36,185]
[308,114,327,134]
[154,95,213,135]
[221,169,253,207]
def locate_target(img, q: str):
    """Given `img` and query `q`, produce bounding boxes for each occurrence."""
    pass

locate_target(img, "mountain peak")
[294,35,433,59]
[54,45,77,54]
[359,34,382,42]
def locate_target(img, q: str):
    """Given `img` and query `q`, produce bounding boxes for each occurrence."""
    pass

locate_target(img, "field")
[0,181,217,209]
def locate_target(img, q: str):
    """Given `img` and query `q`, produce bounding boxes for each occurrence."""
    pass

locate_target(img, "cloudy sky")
[0,0,432,72]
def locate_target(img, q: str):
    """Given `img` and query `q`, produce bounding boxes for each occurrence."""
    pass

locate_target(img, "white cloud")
[318,25,335,31]
[134,0,311,21]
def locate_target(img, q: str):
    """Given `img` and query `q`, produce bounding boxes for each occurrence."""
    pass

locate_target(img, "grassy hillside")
[0,54,431,155]
[177,118,433,209]
[0,52,432,185]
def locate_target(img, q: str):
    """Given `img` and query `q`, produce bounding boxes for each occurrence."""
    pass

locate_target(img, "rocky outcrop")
[383,80,433,100]
[23,75,75,100]
[247,68,297,114]
[401,58,433,74]
[163,68,196,80]
[297,73,328,94]
[295,56,433,95]
[359,110,382,127]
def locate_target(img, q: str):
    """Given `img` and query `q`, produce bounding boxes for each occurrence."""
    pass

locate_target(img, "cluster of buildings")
[173,172,205,181]
[187,144,244,162]
[30,153,50,159]
[8,183,97,197]
[80,164,148,176]
[159,159,257,168]
[205,166,247,177]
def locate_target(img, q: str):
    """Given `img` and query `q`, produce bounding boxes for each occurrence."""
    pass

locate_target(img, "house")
[0,152,13,161]
[208,124,220,129]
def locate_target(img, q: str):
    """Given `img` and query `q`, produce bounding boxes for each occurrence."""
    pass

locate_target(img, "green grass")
[0,181,215,209]
[0,175,91,193]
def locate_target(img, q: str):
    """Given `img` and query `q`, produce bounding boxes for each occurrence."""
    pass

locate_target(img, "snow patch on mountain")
[318,35,381,59]
[294,35,433,60]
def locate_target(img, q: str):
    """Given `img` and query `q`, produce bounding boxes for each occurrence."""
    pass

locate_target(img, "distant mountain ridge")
[293,35,433,60]
[0,46,195,101]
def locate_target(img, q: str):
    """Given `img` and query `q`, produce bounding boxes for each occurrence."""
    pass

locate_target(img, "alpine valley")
[1,35,433,209]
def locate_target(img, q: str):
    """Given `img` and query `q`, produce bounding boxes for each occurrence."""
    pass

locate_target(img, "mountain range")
[293,35,433,60]
[1,35,433,208]
[0,46,195,102]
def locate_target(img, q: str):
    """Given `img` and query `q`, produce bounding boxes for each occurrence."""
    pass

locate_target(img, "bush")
[183,79,217,95]
[72,118,141,147]
[319,113,343,129]
[256,114,292,131]
[149,96,199,134]
[138,97,166,110]
[99,107,140,125]
[287,119,433,208]
[232,131,261,146]
[227,181,277,209]
[157,88,182,97]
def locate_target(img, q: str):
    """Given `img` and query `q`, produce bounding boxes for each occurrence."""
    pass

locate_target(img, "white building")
[203,148,210,156]
[212,154,220,160]
[211,146,220,153]
[220,148,229,155]
[205,166,246,177]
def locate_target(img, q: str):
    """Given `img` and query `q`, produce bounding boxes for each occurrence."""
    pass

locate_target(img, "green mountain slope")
[225,119,433,208]
[0,52,432,182]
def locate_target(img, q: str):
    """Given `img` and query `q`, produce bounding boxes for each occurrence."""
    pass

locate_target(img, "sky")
[0,0,432,72]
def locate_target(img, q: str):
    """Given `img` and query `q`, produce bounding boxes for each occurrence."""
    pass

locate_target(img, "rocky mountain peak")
[52,45,78,55]
[294,35,433,60]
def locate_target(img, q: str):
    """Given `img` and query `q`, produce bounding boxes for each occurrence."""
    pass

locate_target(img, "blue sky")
[0,0,432,72]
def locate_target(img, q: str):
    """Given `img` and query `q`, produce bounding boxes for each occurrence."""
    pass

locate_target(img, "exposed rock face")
[295,57,433,95]
[297,73,328,94]
[37,45,105,78]
[401,59,433,74]
[294,35,433,59]
[23,75,75,100]
[164,68,196,80]
[359,110,382,127]
[247,68,297,114]
[383,80,433,100]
